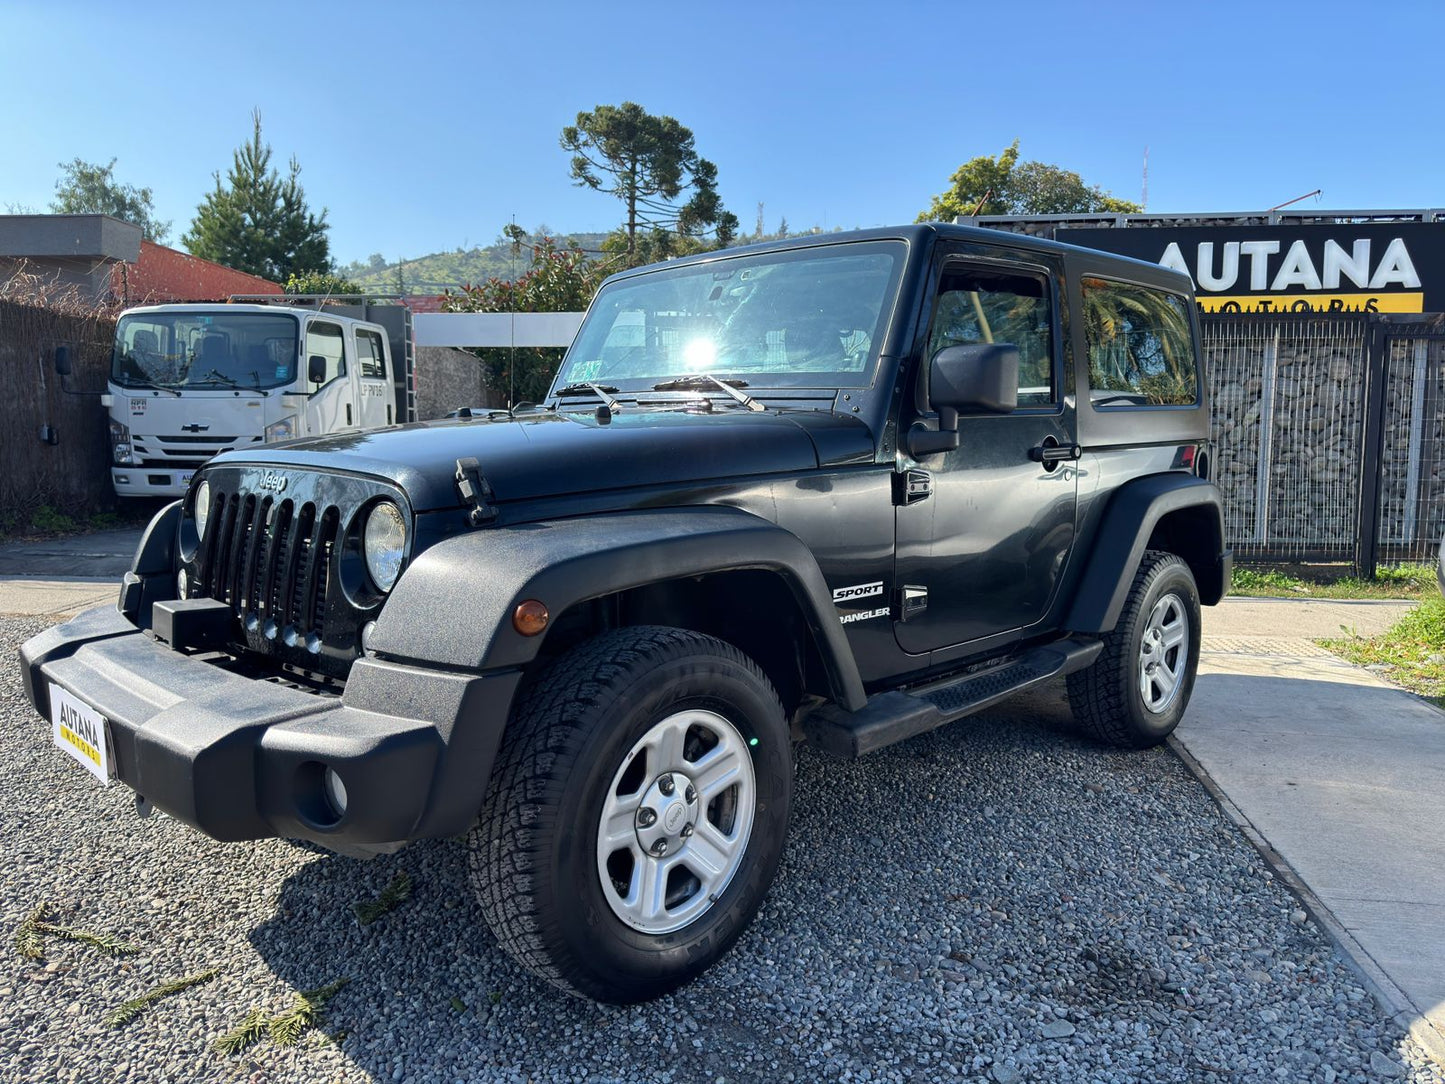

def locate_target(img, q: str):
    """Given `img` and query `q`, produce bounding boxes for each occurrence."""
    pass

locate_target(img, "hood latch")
[455,456,499,527]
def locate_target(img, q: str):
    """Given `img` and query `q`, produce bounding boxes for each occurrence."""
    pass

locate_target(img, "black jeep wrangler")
[21,224,1229,1003]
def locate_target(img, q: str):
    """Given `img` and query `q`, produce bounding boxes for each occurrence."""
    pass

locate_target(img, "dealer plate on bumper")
[49,683,113,785]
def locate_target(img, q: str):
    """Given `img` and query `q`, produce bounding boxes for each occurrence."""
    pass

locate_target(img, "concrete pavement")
[1181,596,1445,1064]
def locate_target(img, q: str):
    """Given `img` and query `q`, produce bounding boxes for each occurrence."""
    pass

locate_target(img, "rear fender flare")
[1066,475,1230,633]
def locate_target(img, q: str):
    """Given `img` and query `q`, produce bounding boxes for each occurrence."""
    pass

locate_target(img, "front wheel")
[469,626,792,1003]
[1067,550,1202,748]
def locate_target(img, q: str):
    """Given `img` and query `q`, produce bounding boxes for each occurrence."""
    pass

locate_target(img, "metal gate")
[1202,313,1445,573]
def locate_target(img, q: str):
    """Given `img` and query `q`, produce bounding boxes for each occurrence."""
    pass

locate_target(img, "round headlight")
[194,480,211,539]
[363,501,406,592]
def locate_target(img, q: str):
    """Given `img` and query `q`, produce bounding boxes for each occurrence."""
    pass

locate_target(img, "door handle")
[1029,440,1081,465]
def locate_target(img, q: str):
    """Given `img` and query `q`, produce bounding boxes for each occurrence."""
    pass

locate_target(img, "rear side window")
[1082,278,1198,408]
[356,328,387,380]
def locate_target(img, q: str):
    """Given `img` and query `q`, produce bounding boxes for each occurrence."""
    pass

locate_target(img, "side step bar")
[802,637,1103,758]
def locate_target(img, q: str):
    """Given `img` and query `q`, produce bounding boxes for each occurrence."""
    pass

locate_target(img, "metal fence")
[1203,312,1445,572]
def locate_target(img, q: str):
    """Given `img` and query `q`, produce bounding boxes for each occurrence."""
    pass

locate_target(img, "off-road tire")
[469,625,792,1003]
[1067,550,1201,749]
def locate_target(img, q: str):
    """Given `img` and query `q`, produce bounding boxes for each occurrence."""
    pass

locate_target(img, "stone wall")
[1205,315,1445,564]
[413,346,504,419]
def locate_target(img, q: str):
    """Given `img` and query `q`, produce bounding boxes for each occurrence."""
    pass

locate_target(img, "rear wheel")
[1067,550,1201,748]
[469,626,791,1003]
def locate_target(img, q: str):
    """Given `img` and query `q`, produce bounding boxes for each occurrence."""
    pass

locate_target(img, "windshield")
[555,240,905,392]
[111,311,301,391]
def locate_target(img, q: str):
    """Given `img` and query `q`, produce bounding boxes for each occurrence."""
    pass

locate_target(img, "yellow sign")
[1197,292,1425,315]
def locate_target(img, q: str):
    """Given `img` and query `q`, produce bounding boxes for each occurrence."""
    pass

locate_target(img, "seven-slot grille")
[196,487,340,655]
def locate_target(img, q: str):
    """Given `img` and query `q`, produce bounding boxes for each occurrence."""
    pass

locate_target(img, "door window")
[305,322,346,387]
[927,267,1055,407]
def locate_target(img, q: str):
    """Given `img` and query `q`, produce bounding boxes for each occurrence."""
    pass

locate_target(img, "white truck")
[104,298,413,499]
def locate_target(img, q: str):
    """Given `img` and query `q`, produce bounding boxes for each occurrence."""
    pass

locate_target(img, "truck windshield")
[111,312,301,391]
[556,240,905,391]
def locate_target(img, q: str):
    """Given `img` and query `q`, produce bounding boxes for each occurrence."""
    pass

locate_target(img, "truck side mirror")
[307,355,327,385]
[54,345,72,376]
[907,343,1019,457]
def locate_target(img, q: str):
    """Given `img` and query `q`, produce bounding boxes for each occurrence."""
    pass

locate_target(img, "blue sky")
[3,0,1442,267]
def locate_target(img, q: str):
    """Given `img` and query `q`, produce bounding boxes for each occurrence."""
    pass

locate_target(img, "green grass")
[1231,563,1439,600]
[1323,595,1445,707]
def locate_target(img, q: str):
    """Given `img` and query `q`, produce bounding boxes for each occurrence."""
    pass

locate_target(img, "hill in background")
[338,231,611,295]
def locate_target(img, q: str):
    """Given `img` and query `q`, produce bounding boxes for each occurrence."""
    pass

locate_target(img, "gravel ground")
[2,613,1442,1084]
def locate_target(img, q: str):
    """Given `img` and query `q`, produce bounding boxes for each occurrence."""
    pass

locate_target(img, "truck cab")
[106,303,399,499]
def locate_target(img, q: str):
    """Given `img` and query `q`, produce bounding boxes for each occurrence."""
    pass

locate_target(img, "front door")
[302,319,359,436]
[894,252,1079,656]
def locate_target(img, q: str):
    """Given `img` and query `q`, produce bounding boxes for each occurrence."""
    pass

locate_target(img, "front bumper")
[112,468,194,498]
[20,606,521,851]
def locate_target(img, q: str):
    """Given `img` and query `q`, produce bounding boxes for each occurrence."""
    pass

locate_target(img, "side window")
[1082,278,1198,407]
[305,322,346,386]
[355,328,387,379]
[927,267,1055,407]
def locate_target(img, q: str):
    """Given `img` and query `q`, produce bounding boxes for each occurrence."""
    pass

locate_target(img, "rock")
[1368,1051,1405,1078]
[991,1065,1021,1084]
[1041,1019,1075,1039]
[1290,909,1307,925]
[1246,969,1273,984]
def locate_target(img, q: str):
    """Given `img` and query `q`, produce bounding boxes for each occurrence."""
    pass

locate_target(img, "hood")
[206,408,876,511]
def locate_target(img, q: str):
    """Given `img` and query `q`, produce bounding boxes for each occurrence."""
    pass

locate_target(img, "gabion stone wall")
[1206,318,1367,560]
[1378,335,1445,560]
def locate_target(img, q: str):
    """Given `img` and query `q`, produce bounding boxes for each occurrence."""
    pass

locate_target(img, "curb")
[1168,734,1445,1069]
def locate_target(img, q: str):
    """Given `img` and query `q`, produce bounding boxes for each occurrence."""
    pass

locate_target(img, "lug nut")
[651,839,668,856]
[680,824,693,838]
[637,807,657,828]
[684,785,697,804]
[658,774,675,796]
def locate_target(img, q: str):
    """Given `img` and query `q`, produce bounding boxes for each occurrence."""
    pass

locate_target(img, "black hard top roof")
[601,222,1192,292]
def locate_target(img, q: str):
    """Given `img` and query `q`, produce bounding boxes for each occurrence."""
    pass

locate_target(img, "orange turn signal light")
[513,599,549,636]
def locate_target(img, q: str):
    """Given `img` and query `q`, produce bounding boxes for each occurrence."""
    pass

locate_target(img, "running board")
[802,637,1103,758]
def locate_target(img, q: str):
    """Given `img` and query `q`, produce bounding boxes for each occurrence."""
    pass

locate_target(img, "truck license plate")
[49,684,113,785]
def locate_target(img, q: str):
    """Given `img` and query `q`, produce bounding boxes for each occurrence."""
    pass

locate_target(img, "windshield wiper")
[555,381,622,413]
[651,374,764,412]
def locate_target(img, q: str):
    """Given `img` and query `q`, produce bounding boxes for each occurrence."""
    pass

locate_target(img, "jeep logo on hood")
[257,470,288,493]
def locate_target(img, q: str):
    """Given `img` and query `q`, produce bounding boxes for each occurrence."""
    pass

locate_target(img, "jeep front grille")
[198,491,339,651]
[186,466,406,679]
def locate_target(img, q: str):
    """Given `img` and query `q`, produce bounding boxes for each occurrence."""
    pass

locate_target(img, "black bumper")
[20,606,521,850]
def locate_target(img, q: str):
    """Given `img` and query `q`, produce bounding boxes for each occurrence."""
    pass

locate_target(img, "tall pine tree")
[183,110,331,282]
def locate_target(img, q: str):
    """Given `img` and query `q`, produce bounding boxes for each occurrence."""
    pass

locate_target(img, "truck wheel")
[1067,550,1201,749]
[469,626,791,1003]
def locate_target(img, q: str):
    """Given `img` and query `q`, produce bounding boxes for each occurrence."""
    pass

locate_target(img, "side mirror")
[907,343,1019,457]
[54,345,72,376]
[307,355,328,385]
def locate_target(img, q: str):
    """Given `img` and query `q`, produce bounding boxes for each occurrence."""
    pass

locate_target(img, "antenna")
[1268,189,1323,212]
[1141,146,1149,211]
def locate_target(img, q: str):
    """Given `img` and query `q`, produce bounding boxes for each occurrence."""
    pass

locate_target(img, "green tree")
[182,110,331,282]
[918,141,1141,221]
[442,231,602,404]
[50,158,171,242]
[561,101,739,266]
[284,270,364,296]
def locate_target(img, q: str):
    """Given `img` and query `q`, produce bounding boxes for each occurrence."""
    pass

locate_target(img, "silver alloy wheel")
[1138,592,1189,714]
[596,708,756,935]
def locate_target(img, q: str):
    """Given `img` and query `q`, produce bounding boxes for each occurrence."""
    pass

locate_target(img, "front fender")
[366,507,867,711]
